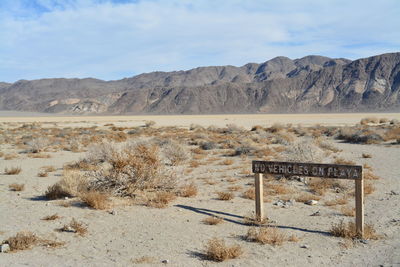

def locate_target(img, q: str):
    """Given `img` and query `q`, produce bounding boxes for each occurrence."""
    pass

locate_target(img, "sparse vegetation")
[204,237,243,262]
[146,191,176,208]
[330,220,379,239]
[245,227,286,246]
[41,214,61,221]
[9,183,25,191]
[216,191,234,201]
[59,218,87,236]
[4,166,22,175]
[178,183,198,197]
[79,191,110,210]
[3,231,64,251]
[202,216,224,225]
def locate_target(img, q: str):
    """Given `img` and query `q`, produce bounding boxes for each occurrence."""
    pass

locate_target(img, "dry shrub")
[9,183,25,191]
[38,171,48,177]
[341,206,355,217]
[228,185,242,192]
[27,153,51,159]
[221,159,234,165]
[202,216,224,225]
[294,193,321,203]
[330,220,379,239]
[316,139,341,153]
[266,184,292,195]
[4,231,38,251]
[44,184,72,200]
[216,192,234,201]
[4,153,18,160]
[308,179,339,196]
[3,231,64,251]
[41,214,61,221]
[243,214,268,226]
[246,227,286,246]
[132,256,156,264]
[79,191,110,210]
[360,117,379,125]
[364,182,375,195]
[146,191,176,208]
[87,142,176,197]
[242,188,255,200]
[60,218,87,236]
[162,140,189,165]
[144,120,156,127]
[64,159,98,171]
[362,153,372,158]
[179,183,198,197]
[383,127,400,142]
[288,234,299,242]
[27,137,49,153]
[324,196,348,206]
[43,166,56,172]
[379,118,389,124]
[334,158,356,165]
[44,170,87,199]
[204,237,243,262]
[4,166,22,175]
[203,179,217,185]
[189,160,200,168]
[364,171,380,180]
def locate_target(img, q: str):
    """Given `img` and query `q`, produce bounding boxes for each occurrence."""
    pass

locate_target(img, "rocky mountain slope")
[0,53,399,114]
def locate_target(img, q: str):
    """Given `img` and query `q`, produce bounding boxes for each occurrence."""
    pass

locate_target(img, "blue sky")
[0,0,399,82]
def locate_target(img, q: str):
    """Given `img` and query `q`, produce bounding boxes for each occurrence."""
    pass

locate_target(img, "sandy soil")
[0,114,399,266]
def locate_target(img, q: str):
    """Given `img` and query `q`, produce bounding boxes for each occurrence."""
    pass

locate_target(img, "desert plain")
[0,112,399,266]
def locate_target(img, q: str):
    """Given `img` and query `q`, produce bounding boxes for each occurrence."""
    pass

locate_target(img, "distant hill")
[0,53,399,114]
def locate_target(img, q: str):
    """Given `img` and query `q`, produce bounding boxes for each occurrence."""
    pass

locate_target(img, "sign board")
[252,160,362,179]
[252,160,364,238]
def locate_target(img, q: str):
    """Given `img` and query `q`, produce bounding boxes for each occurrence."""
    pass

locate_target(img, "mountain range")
[0,52,399,114]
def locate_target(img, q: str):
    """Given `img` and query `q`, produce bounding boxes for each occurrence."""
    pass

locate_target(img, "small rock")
[287,199,296,206]
[273,200,285,207]
[64,197,69,200]
[310,211,321,216]
[359,239,369,245]
[301,245,309,249]
[64,226,76,233]
[162,259,169,264]
[389,190,399,196]
[305,200,318,206]
[0,244,10,253]
[109,210,116,215]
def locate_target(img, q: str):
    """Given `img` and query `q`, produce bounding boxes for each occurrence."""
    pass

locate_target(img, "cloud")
[0,0,399,82]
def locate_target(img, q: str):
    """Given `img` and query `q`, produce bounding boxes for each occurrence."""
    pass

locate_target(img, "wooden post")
[355,176,364,238]
[255,173,264,220]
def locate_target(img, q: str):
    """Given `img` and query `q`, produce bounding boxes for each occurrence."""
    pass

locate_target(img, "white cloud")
[0,0,399,82]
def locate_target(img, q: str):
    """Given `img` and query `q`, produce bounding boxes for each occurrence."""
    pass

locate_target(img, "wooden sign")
[252,160,364,238]
[252,160,362,179]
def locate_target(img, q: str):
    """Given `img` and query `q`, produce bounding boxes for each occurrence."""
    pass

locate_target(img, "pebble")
[359,239,369,245]
[301,244,309,249]
[162,259,169,264]
[0,244,10,253]
[305,200,318,206]
[64,226,76,233]
[310,211,321,216]
[389,190,399,196]
[109,210,116,215]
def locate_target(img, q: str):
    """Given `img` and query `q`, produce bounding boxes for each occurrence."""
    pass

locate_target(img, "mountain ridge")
[1,52,399,114]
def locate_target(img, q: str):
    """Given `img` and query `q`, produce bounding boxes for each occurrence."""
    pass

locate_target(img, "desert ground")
[0,113,399,266]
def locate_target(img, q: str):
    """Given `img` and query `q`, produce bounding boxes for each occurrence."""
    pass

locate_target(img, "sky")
[0,0,399,83]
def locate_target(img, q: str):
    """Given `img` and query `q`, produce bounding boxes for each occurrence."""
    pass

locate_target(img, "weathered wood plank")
[252,160,362,180]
